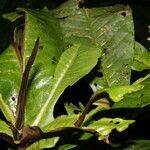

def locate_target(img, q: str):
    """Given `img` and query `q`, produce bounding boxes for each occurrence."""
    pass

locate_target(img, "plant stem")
[74,97,95,127]
[42,127,99,139]
[74,92,108,127]
[15,37,40,131]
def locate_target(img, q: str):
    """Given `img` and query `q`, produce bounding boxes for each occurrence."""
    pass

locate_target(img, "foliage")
[0,0,150,149]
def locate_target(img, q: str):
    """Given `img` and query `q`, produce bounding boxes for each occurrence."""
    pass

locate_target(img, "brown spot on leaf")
[118,11,129,17]
[121,12,127,17]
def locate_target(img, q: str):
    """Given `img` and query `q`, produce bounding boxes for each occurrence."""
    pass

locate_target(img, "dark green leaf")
[53,0,134,86]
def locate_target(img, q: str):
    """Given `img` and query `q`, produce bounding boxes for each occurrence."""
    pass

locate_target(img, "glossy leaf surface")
[1,9,64,126]
[22,9,64,125]
[32,44,101,127]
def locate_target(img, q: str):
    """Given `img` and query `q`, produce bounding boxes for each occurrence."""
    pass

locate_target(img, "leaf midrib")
[32,46,79,126]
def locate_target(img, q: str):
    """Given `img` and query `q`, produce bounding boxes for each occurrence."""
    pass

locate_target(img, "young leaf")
[32,44,101,127]
[86,117,135,140]
[0,94,15,125]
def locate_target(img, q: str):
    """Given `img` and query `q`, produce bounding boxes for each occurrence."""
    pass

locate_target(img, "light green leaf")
[92,83,144,103]
[0,119,13,137]
[0,94,15,125]
[27,115,77,150]
[43,115,77,132]
[26,137,58,150]
[90,77,108,92]
[53,0,134,86]
[133,73,150,85]
[112,140,150,150]
[113,74,150,108]
[0,45,21,115]
[32,44,101,127]
[86,118,134,140]
[106,84,144,102]
[23,9,64,125]
[132,42,150,71]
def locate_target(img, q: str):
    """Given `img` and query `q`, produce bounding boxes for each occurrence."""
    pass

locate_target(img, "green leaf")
[26,138,58,150]
[23,9,64,126]
[0,94,15,125]
[27,115,77,150]
[32,44,101,127]
[106,84,144,102]
[113,74,150,108]
[43,115,77,132]
[0,45,21,115]
[90,77,108,92]
[86,117,134,140]
[0,119,13,137]
[92,83,144,103]
[53,0,134,86]
[1,9,64,125]
[132,42,150,71]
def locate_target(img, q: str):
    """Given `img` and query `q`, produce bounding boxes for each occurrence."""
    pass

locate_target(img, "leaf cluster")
[0,0,150,149]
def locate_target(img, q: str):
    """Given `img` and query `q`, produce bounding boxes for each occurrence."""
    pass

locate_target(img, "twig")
[74,92,108,127]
